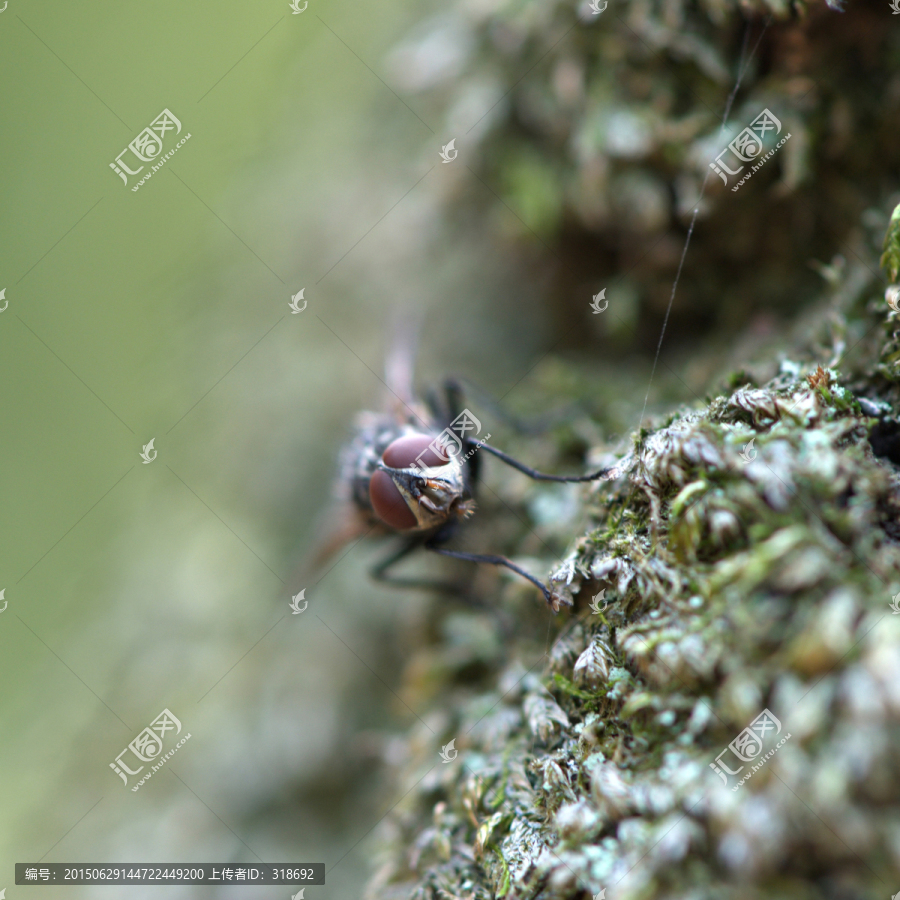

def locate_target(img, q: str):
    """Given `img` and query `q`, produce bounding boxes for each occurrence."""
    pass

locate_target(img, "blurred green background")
[6,0,891,896]
[0,1,647,898]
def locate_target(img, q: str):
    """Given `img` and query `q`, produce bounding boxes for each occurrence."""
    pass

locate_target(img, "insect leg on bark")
[371,536,470,596]
[423,542,566,611]
[475,441,612,483]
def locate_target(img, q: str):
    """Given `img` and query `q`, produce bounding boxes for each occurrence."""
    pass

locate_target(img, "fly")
[315,334,613,612]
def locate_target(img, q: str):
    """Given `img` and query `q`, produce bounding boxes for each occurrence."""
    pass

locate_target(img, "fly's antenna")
[474,441,613,483]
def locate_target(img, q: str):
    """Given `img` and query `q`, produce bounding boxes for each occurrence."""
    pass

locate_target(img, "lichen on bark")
[362,201,900,899]
[386,0,900,354]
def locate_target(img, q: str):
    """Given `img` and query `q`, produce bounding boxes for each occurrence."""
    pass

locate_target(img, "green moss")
[362,194,900,900]
[881,201,900,283]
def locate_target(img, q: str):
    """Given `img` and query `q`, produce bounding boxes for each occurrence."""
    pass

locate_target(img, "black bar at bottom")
[16,864,324,885]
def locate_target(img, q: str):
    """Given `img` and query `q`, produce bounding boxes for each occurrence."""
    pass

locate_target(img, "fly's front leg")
[423,541,568,612]
[476,442,613,483]
[371,537,469,595]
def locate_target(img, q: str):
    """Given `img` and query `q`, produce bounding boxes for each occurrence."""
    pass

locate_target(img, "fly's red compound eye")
[369,433,449,529]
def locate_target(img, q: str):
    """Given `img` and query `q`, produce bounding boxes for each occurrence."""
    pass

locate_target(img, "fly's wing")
[384,311,418,416]
[383,306,432,429]
[306,504,373,572]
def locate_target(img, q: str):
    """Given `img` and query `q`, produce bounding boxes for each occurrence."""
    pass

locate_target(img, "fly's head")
[377,462,472,530]
[369,433,475,531]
